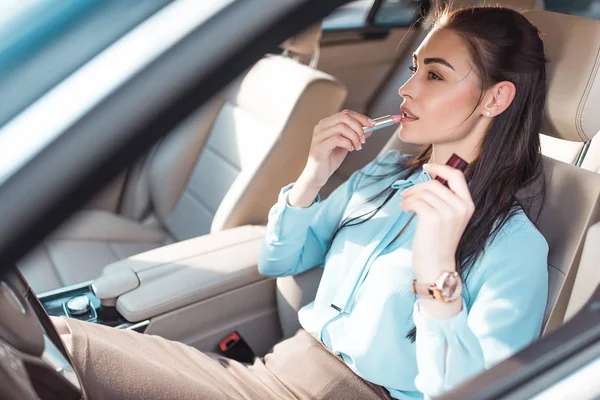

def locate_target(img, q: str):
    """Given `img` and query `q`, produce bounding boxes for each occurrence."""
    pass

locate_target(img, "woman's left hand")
[400,163,474,284]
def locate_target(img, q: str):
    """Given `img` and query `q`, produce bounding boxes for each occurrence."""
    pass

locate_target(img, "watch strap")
[411,271,462,302]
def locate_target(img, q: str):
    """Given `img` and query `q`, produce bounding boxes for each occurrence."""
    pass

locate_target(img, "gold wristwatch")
[411,271,462,303]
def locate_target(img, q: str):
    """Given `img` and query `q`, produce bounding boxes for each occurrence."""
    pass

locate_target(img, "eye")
[408,65,417,75]
[428,71,443,81]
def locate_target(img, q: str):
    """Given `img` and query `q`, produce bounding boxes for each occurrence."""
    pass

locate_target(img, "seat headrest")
[524,10,600,142]
[280,22,322,56]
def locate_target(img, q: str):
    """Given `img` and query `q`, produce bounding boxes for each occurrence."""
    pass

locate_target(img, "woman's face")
[397,28,486,147]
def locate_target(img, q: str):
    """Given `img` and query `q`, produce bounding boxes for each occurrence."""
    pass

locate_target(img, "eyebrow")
[413,54,455,71]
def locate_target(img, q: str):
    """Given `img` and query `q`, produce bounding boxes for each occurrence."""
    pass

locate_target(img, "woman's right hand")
[301,110,375,188]
[287,110,374,208]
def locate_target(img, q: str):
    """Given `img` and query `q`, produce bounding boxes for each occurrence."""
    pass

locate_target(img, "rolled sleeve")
[266,183,321,244]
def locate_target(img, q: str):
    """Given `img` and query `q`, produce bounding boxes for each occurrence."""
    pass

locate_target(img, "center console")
[38,225,285,356]
[39,281,147,331]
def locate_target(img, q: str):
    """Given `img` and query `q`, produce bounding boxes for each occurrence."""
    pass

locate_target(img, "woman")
[56,5,549,400]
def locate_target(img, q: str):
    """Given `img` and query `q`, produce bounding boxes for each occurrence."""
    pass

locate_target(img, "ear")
[481,81,516,117]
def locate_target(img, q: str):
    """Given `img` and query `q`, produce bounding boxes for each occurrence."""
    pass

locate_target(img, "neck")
[429,132,485,166]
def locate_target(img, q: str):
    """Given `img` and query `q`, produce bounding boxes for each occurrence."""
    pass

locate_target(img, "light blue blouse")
[258,150,549,399]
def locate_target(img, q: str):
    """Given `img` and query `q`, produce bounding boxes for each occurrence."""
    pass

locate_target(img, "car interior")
[2,0,600,398]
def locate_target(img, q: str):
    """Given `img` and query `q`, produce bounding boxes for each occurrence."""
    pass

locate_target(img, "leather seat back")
[146,25,347,241]
[563,221,600,322]
[276,10,600,338]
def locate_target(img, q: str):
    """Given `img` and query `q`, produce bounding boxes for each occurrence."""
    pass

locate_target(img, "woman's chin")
[398,126,427,145]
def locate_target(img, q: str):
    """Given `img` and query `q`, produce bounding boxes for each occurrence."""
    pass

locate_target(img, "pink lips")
[400,106,419,121]
[391,114,403,124]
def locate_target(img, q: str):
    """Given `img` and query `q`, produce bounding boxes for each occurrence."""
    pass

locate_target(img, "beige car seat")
[563,221,600,322]
[277,9,600,338]
[19,25,347,293]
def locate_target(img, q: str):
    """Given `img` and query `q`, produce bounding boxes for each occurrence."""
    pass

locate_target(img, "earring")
[485,111,491,117]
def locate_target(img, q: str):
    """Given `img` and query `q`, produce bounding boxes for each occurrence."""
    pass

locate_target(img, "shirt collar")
[390,167,432,190]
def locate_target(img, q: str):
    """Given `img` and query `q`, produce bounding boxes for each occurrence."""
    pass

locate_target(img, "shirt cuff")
[266,183,321,241]
[280,182,321,208]
[413,299,469,337]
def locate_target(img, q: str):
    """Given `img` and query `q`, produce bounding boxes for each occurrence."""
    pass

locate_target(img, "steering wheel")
[0,268,85,400]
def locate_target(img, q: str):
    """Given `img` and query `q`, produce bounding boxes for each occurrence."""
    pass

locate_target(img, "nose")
[398,74,416,100]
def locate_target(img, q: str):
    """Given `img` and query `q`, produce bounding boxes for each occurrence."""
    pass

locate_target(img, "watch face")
[437,271,462,302]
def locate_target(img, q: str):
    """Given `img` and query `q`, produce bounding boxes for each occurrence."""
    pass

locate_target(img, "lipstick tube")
[363,115,395,133]
[435,154,469,187]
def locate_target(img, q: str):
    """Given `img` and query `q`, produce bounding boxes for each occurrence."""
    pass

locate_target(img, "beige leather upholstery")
[20,33,347,293]
[539,134,584,165]
[531,159,600,332]
[534,8,600,168]
[520,7,600,166]
[563,222,600,322]
[527,11,600,142]
[96,225,267,322]
[92,225,283,356]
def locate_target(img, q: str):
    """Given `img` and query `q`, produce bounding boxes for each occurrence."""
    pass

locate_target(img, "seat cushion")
[19,210,167,293]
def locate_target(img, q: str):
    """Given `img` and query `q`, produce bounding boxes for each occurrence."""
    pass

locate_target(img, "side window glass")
[323,0,423,30]
[373,0,422,26]
[544,0,600,20]
[323,0,373,30]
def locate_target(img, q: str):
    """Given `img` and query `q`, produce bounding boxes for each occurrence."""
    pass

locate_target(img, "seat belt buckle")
[218,331,255,364]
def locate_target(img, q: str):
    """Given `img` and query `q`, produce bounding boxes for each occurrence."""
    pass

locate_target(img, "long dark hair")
[326,5,547,341]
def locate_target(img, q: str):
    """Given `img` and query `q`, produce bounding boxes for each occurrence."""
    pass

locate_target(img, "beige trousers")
[60,318,393,400]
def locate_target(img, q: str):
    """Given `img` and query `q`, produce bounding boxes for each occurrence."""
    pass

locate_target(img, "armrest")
[92,225,267,322]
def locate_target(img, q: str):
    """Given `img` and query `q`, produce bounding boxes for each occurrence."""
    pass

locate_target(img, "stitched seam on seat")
[122,276,272,321]
[205,142,242,171]
[125,234,264,277]
[576,42,600,141]
[106,242,121,260]
[544,199,600,330]
[221,77,341,223]
[548,262,565,276]
[185,187,218,214]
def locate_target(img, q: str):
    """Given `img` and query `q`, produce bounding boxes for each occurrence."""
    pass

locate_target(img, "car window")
[544,0,600,19]
[0,0,174,129]
[323,0,423,30]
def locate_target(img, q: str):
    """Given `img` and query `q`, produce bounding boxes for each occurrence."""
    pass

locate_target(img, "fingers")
[320,122,363,151]
[343,109,375,128]
[400,179,474,222]
[423,164,473,205]
[402,180,467,215]
[324,135,354,153]
[338,112,368,142]
[400,193,437,216]
[313,110,376,155]
[401,187,444,212]
[318,110,373,141]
